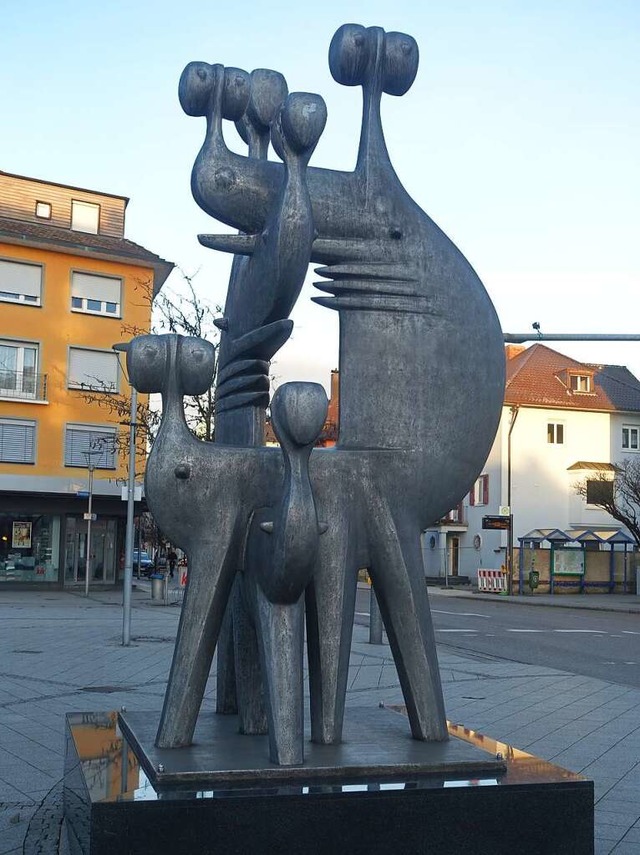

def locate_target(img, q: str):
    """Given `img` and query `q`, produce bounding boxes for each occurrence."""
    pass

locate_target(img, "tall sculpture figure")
[125,23,505,767]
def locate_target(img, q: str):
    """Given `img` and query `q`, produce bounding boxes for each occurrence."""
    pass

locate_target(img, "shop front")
[0,494,128,588]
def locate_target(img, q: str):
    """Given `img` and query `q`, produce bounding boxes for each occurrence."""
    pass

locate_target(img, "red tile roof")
[505,344,640,413]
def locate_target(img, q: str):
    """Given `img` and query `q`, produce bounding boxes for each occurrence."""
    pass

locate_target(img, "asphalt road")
[355,587,640,689]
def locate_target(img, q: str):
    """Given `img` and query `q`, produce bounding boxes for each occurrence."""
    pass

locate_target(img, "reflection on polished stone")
[64,708,593,854]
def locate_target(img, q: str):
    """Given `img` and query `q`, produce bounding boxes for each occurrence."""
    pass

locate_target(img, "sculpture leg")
[368,515,448,742]
[232,576,267,734]
[215,600,238,714]
[156,539,238,748]
[306,513,359,745]
[255,587,305,765]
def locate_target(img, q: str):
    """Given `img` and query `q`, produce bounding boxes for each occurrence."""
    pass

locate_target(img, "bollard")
[369,585,383,645]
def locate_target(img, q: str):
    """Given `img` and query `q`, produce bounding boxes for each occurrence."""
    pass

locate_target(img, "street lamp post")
[84,458,95,598]
[113,343,137,647]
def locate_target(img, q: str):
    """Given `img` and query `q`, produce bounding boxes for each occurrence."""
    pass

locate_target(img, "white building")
[423,344,640,583]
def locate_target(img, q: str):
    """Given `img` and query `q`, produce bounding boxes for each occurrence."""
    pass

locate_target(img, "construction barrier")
[477,568,508,593]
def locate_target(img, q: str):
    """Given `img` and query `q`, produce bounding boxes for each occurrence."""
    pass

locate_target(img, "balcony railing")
[0,370,48,401]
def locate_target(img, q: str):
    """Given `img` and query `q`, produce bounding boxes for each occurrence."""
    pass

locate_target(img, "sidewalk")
[0,587,639,854]
[427,584,640,615]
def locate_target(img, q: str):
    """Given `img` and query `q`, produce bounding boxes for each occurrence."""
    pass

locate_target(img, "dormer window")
[71,200,100,234]
[569,373,592,393]
[35,201,51,219]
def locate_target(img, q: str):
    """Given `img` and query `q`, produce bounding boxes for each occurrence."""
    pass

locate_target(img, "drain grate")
[132,636,175,644]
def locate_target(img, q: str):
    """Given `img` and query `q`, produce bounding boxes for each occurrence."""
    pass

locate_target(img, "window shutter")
[65,425,116,468]
[71,272,120,304]
[0,260,42,300]
[68,349,118,391]
[469,486,475,507]
[71,201,100,234]
[482,475,489,505]
[0,419,35,463]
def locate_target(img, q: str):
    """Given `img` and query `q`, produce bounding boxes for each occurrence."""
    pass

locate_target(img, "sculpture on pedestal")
[125,23,505,767]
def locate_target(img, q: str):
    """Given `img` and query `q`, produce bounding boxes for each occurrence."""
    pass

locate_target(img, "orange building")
[0,171,172,588]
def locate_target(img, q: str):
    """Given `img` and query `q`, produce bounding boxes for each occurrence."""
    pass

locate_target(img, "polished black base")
[64,708,594,854]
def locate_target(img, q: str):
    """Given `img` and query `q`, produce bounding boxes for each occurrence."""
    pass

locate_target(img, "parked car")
[132,550,154,576]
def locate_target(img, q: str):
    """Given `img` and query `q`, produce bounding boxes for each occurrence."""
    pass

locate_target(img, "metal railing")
[0,370,47,400]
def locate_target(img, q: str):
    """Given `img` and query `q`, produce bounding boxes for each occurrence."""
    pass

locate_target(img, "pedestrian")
[168,548,177,579]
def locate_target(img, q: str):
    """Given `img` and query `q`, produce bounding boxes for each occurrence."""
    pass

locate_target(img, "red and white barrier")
[477,568,507,593]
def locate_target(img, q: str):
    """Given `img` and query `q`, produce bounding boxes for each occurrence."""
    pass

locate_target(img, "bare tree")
[575,459,640,546]
[78,270,220,449]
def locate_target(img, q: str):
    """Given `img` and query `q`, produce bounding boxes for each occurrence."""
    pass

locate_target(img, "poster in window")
[12,521,32,549]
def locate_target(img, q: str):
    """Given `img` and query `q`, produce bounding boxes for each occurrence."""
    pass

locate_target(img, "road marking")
[625,662,637,665]
[506,629,544,633]
[622,631,640,635]
[436,629,478,633]
[355,612,369,617]
[554,629,606,633]
[432,610,490,618]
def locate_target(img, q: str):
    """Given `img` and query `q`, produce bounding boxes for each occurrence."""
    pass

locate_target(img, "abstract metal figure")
[125,23,505,766]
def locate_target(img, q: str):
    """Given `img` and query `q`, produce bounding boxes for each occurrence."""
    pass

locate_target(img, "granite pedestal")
[64,706,593,854]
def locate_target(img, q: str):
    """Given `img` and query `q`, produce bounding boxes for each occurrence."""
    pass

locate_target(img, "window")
[71,200,100,234]
[586,480,614,505]
[0,418,36,464]
[0,340,38,398]
[70,271,121,317]
[547,423,564,444]
[68,348,119,392]
[469,474,489,506]
[0,259,42,305]
[35,201,51,219]
[622,425,639,452]
[64,425,116,469]
[570,374,592,393]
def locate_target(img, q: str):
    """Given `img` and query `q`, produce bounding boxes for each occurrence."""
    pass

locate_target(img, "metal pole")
[122,385,137,646]
[369,584,383,645]
[84,465,94,597]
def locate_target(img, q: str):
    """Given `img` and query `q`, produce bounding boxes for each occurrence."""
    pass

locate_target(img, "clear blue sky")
[2,0,639,388]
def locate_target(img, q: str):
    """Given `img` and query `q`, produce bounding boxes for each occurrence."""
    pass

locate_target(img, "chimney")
[505,344,526,361]
[327,369,339,424]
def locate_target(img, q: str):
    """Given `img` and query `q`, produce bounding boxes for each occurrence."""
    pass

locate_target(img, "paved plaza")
[0,584,639,853]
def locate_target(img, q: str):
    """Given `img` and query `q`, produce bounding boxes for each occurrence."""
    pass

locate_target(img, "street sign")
[76,491,89,498]
[482,515,510,530]
[83,513,97,521]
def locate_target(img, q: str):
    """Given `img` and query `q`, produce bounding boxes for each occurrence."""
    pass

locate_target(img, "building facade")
[0,171,172,588]
[422,344,640,584]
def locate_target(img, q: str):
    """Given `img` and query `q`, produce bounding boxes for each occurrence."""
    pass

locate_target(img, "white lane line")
[622,631,640,635]
[355,612,369,617]
[625,662,637,665]
[554,629,607,634]
[436,629,478,633]
[432,610,490,618]
[506,629,544,633]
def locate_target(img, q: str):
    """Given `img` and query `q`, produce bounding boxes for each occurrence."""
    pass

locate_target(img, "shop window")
[622,425,639,452]
[0,340,39,399]
[547,422,564,444]
[71,200,100,234]
[469,474,489,506]
[0,418,36,464]
[70,271,121,317]
[0,514,60,582]
[0,259,42,306]
[64,424,116,469]
[68,347,119,392]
